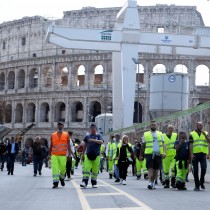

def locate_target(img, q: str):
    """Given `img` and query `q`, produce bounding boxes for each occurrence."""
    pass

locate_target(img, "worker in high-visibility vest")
[106,135,116,179]
[189,121,210,191]
[162,125,178,188]
[49,121,74,189]
[140,121,166,190]
[80,124,103,188]
[99,143,106,173]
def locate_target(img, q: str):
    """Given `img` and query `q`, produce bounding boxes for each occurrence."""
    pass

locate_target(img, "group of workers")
[49,120,210,192]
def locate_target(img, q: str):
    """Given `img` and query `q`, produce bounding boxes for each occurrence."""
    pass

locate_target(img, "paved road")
[1,162,210,210]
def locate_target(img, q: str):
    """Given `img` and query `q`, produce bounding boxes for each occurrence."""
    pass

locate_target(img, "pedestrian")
[7,137,19,175]
[0,140,7,171]
[189,121,210,191]
[65,131,75,181]
[80,123,103,188]
[140,121,165,190]
[21,147,28,166]
[113,133,121,182]
[115,135,133,185]
[31,136,44,176]
[49,121,73,189]
[106,135,115,179]
[162,125,177,188]
[174,131,190,190]
[99,142,106,173]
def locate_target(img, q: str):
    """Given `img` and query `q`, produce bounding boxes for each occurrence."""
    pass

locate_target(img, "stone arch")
[15,103,23,123]
[71,101,84,122]
[5,104,12,123]
[26,102,36,122]
[195,65,209,86]
[54,102,66,122]
[77,65,85,86]
[153,64,166,73]
[18,69,25,89]
[136,64,144,83]
[94,65,103,85]
[61,67,69,86]
[29,68,38,88]
[89,101,101,122]
[8,71,15,89]
[133,101,142,123]
[40,102,50,122]
[0,72,5,91]
[43,67,53,88]
[174,64,188,74]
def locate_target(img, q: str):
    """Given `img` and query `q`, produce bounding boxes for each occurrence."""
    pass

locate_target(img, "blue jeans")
[192,153,207,187]
[114,163,119,179]
[33,156,43,175]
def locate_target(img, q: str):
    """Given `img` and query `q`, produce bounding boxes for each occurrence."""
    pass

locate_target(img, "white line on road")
[84,192,124,197]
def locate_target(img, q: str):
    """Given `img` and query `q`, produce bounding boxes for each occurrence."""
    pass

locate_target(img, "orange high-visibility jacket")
[51,131,69,156]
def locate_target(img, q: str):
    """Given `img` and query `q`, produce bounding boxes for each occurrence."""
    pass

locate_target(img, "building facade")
[0,5,210,146]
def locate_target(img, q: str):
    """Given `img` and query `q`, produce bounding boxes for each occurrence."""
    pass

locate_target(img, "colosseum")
[0,4,210,147]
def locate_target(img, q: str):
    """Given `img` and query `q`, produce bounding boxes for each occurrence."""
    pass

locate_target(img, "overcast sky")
[0,0,210,26]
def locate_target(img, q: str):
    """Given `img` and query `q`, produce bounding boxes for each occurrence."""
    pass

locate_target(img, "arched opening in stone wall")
[89,101,101,122]
[8,71,15,89]
[77,65,85,86]
[0,72,5,91]
[18,69,25,89]
[72,101,84,122]
[94,65,103,85]
[5,104,12,123]
[153,64,166,73]
[15,103,23,123]
[45,68,53,87]
[136,64,144,83]
[26,103,36,122]
[133,101,142,123]
[29,69,38,88]
[61,67,68,86]
[54,102,66,122]
[174,64,188,74]
[40,102,50,122]
[40,138,49,148]
[195,65,209,86]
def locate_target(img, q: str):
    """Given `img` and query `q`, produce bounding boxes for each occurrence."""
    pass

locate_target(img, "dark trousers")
[118,161,129,180]
[7,154,16,174]
[0,154,5,170]
[75,157,80,168]
[33,156,43,175]
[66,157,72,178]
[192,153,207,187]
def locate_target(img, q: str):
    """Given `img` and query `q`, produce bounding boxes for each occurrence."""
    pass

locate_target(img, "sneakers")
[120,179,123,184]
[152,183,156,189]
[200,184,205,190]
[39,171,42,176]
[147,183,153,190]
[33,174,37,177]
[80,182,87,188]
[60,178,65,186]
[137,176,141,180]
[194,187,200,191]
[109,174,113,179]
[115,178,120,183]
[52,182,58,189]
[92,184,97,188]
[122,180,126,185]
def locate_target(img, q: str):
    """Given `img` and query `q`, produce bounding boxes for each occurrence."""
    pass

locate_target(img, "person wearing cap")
[80,123,103,188]
[49,121,74,189]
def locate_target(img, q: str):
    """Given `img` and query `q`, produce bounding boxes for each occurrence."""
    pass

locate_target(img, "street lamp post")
[132,58,141,123]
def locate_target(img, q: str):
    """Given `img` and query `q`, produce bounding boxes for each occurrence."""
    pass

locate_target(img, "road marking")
[92,208,143,210]
[84,192,123,197]
[71,179,91,210]
[98,179,153,210]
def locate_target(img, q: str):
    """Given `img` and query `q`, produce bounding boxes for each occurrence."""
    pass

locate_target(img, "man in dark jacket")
[0,140,7,171]
[31,136,44,176]
[7,137,19,175]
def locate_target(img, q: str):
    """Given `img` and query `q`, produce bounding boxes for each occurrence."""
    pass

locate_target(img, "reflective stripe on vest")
[191,131,208,155]
[163,133,177,156]
[144,131,163,155]
[51,131,68,155]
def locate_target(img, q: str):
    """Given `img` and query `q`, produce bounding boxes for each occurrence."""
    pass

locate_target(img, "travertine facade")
[0,5,210,146]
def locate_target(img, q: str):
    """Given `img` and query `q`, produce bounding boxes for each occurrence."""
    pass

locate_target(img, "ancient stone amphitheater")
[0,4,210,147]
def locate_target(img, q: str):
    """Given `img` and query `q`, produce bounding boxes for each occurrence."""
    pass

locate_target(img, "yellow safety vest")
[107,142,115,157]
[144,131,163,155]
[191,131,209,155]
[100,144,105,157]
[163,133,177,156]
